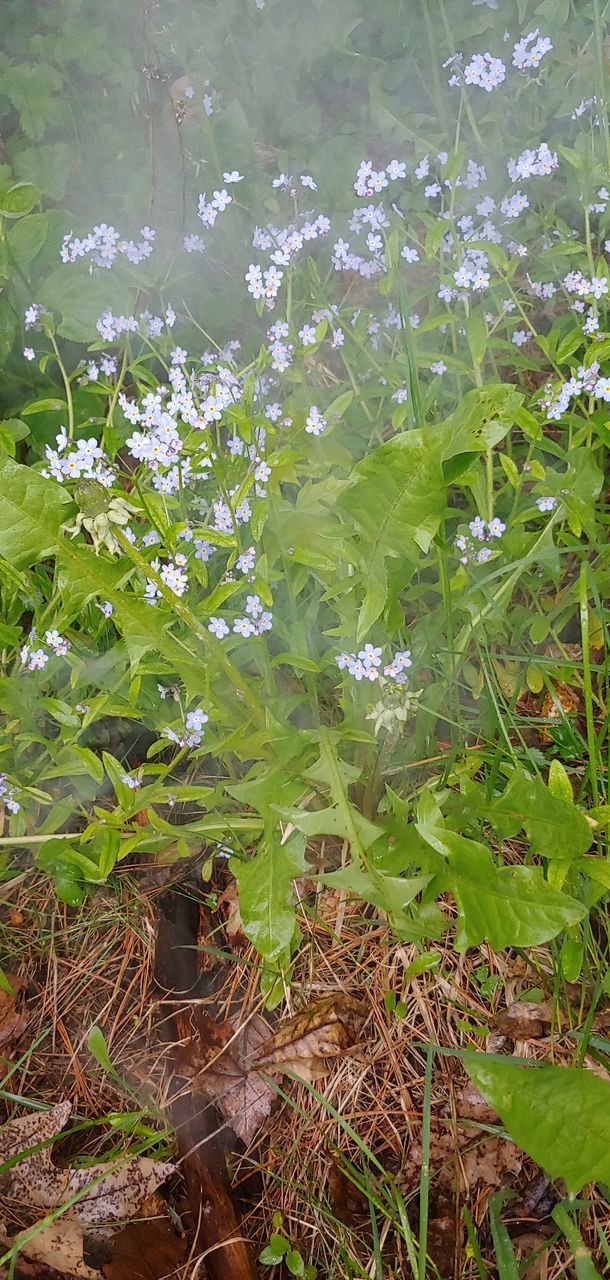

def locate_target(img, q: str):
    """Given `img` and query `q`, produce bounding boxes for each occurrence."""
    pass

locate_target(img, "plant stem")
[49,334,75,441]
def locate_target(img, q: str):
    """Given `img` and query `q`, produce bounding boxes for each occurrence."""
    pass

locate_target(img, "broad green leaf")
[464,1055,610,1193]
[56,539,131,622]
[0,454,72,569]
[13,143,71,201]
[274,803,383,851]
[271,652,321,673]
[0,419,30,443]
[21,399,66,415]
[227,764,306,818]
[322,864,431,936]
[466,309,487,366]
[488,769,593,858]
[340,426,447,563]
[325,390,353,422]
[56,541,207,697]
[232,832,307,960]
[356,556,388,640]
[0,181,40,217]
[446,833,585,949]
[39,267,131,342]
[7,212,48,266]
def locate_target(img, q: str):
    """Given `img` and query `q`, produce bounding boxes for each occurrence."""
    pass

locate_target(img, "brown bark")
[154,885,258,1280]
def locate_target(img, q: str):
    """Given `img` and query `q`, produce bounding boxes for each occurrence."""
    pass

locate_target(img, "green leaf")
[274,804,383,851]
[325,390,353,423]
[0,454,72,569]
[548,760,574,805]
[56,540,206,694]
[286,1251,306,1277]
[39,267,131,342]
[555,329,583,364]
[258,1246,281,1265]
[232,832,308,961]
[87,1025,119,1077]
[37,838,102,905]
[356,556,388,640]
[488,769,593,859]
[268,1234,289,1259]
[466,309,487,366]
[340,426,447,563]
[56,538,130,622]
[0,419,30,443]
[12,143,71,201]
[464,1055,610,1193]
[487,1192,519,1280]
[0,302,15,363]
[7,212,48,267]
[21,399,66,416]
[322,864,431,935]
[446,833,585,949]
[0,181,40,218]
[271,652,322,673]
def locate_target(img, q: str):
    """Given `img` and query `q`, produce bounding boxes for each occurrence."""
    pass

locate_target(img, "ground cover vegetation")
[0,0,609,1275]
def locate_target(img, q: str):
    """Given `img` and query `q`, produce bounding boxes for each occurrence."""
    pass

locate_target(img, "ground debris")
[403,1082,523,1195]
[0,1100,174,1226]
[183,1012,276,1145]
[248,993,367,1084]
[102,1195,185,1279]
[0,976,28,1053]
[0,1218,100,1280]
[186,994,367,1146]
[490,1000,553,1043]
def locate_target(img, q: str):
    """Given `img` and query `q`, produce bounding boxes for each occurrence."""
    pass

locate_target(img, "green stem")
[49,334,75,441]
[580,561,600,808]
[593,0,610,173]
[320,728,367,866]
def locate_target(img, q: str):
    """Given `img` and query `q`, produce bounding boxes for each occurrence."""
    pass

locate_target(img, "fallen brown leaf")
[190,1014,276,1146]
[0,1102,175,1225]
[539,683,581,742]
[0,1219,100,1280]
[513,1231,552,1280]
[189,995,366,1146]
[249,994,367,1084]
[103,1212,185,1279]
[405,1125,522,1193]
[0,977,28,1052]
[491,1001,553,1042]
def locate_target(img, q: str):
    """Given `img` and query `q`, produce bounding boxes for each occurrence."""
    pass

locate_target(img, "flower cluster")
[164,706,209,749]
[0,774,20,815]
[145,556,189,601]
[543,362,602,420]
[336,645,412,685]
[20,629,70,672]
[42,429,115,488]
[208,594,273,639]
[463,52,506,92]
[197,187,233,228]
[508,143,558,181]
[512,30,553,70]
[96,304,176,342]
[61,224,155,269]
[455,516,506,565]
